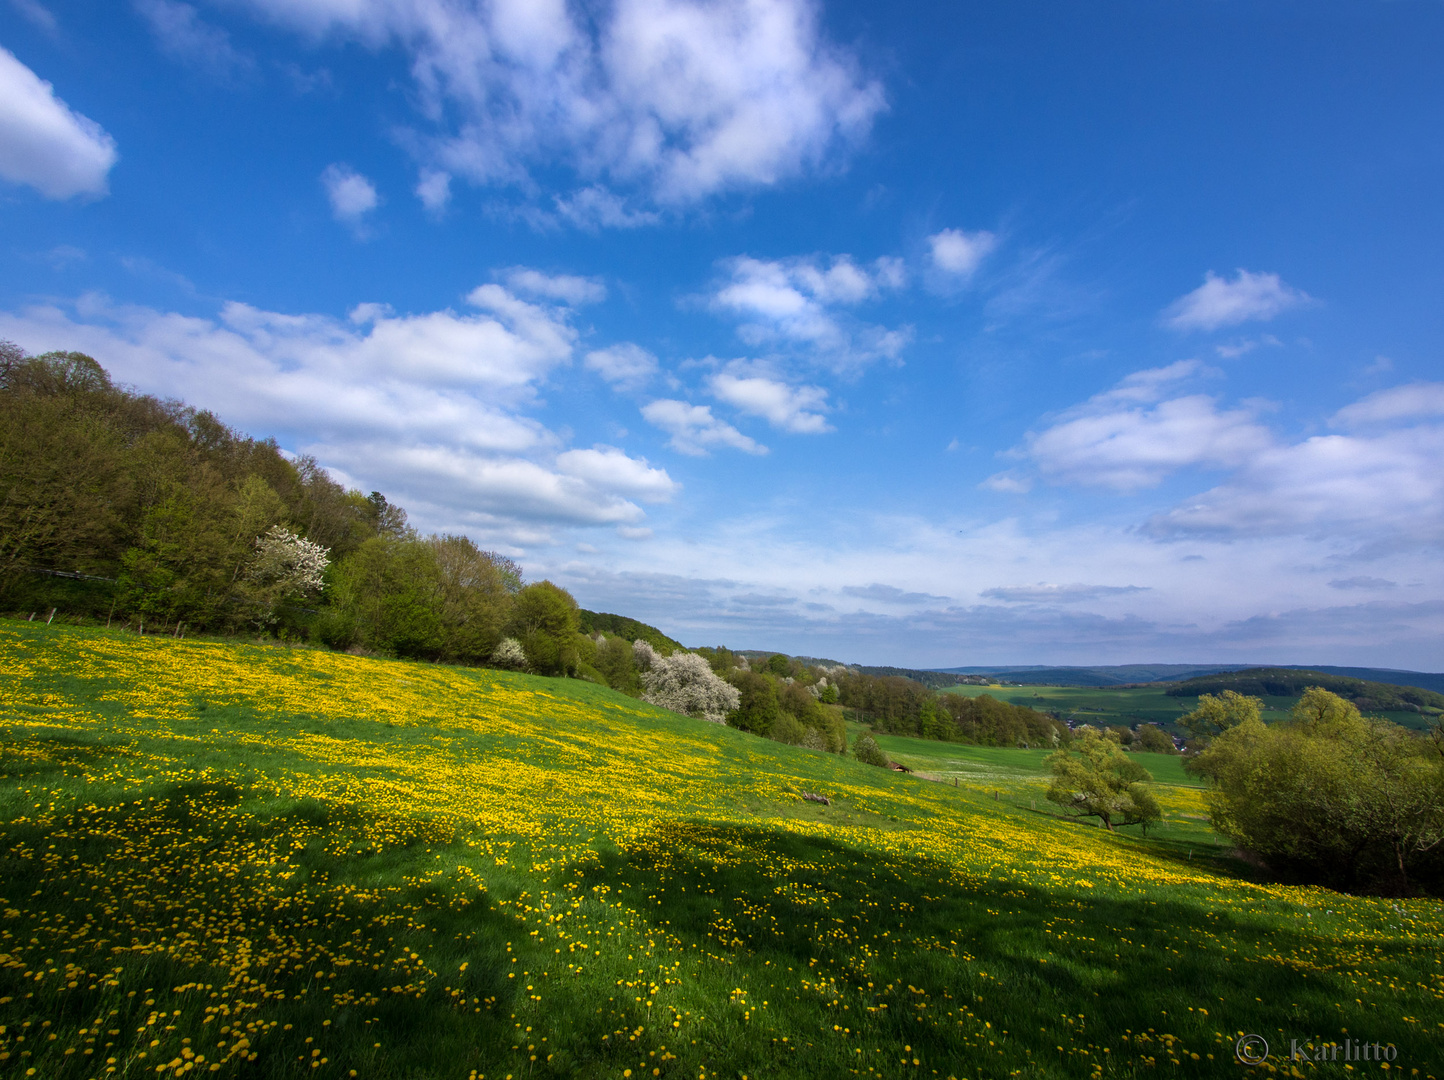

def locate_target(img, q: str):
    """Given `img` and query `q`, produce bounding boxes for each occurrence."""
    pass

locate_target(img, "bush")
[490,637,528,671]
[1192,688,1444,893]
[641,652,741,723]
[853,732,890,768]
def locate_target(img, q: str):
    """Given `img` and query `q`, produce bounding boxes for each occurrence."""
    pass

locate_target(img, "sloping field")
[1,621,1442,1079]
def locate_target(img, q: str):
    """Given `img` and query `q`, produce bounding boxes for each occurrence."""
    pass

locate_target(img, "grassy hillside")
[1,622,1441,1079]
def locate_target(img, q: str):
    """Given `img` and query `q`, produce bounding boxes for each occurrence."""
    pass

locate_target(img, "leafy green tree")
[509,580,581,676]
[728,670,781,737]
[329,536,444,658]
[765,653,791,676]
[1179,690,1262,748]
[1192,688,1444,891]
[853,732,890,768]
[1046,730,1161,832]
[428,534,514,663]
[594,635,640,694]
[1134,724,1177,754]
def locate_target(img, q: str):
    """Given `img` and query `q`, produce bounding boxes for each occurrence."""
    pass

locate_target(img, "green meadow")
[940,683,1436,733]
[1,621,1442,1080]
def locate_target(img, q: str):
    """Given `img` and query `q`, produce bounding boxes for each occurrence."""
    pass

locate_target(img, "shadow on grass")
[0,775,540,1079]
[569,818,1440,1077]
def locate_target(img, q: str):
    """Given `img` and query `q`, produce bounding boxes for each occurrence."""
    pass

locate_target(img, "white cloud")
[1146,425,1444,541]
[980,583,1150,604]
[10,0,58,34]
[928,228,996,277]
[502,267,606,305]
[0,47,118,199]
[321,163,380,226]
[415,168,451,213]
[555,445,678,501]
[1021,364,1270,491]
[0,287,675,543]
[232,0,883,213]
[585,342,658,390]
[640,399,766,456]
[1162,269,1312,332]
[1332,382,1444,428]
[135,0,253,78]
[553,186,661,230]
[707,372,831,433]
[710,253,909,369]
[979,471,1031,494]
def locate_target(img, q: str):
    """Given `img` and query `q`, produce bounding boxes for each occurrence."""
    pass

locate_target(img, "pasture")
[1,621,1441,1079]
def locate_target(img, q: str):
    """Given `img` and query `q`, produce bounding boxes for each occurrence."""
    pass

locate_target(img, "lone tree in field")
[1046,729,1161,832]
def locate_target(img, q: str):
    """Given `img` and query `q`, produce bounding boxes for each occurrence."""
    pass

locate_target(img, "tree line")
[1,345,1075,761]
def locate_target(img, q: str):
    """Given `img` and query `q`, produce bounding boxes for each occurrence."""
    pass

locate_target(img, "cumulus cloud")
[1162,269,1312,332]
[415,168,451,213]
[503,267,606,305]
[640,399,765,456]
[1332,382,1444,427]
[980,583,1150,604]
[0,287,676,543]
[927,228,996,277]
[135,0,254,78]
[231,0,883,212]
[553,186,661,230]
[710,253,910,369]
[1023,364,1271,491]
[0,47,118,199]
[707,371,831,433]
[1146,424,1444,541]
[321,163,380,226]
[585,342,658,390]
[554,445,678,501]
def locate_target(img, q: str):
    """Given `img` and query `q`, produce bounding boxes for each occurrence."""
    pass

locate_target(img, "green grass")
[1,621,1442,1080]
[941,683,1437,732]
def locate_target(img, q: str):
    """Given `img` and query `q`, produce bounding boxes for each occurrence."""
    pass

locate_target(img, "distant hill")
[857,665,975,689]
[1164,668,1444,714]
[1278,665,1444,695]
[931,664,1253,687]
[929,662,1444,694]
[578,610,686,655]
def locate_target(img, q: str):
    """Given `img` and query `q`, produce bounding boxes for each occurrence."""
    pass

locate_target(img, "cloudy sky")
[2,0,1442,668]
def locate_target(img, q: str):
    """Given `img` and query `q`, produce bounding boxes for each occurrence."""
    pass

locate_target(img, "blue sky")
[2,0,1442,668]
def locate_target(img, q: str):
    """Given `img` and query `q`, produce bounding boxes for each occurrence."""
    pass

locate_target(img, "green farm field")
[2,621,1442,1080]
[940,683,1435,732]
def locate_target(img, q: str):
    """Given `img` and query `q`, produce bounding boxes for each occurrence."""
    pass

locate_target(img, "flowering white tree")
[491,637,528,671]
[249,525,330,594]
[244,525,329,625]
[632,639,659,671]
[640,650,740,724]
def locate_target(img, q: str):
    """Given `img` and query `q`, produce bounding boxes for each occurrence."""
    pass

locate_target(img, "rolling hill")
[1,620,1439,1078]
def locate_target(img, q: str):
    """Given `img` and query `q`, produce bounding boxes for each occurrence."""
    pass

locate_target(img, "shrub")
[641,651,741,723]
[1192,688,1444,893]
[853,732,890,768]
[490,637,528,671]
